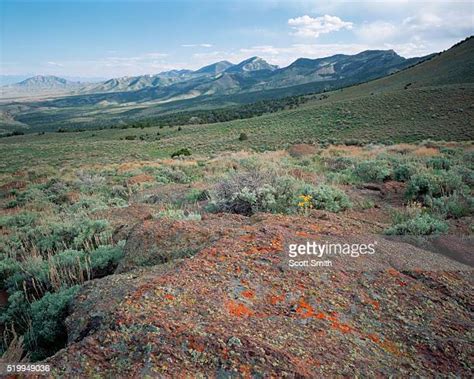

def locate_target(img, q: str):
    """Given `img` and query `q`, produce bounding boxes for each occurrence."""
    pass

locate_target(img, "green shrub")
[0,212,38,228]
[324,156,355,171]
[238,132,248,141]
[304,184,352,213]
[427,156,451,170]
[0,291,30,331]
[393,162,417,182]
[354,160,392,182]
[211,169,302,215]
[432,193,473,219]
[453,166,474,187]
[90,243,125,274]
[186,188,210,202]
[27,285,80,361]
[405,172,436,203]
[405,171,465,205]
[155,166,192,184]
[0,257,21,288]
[385,213,449,235]
[171,148,191,158]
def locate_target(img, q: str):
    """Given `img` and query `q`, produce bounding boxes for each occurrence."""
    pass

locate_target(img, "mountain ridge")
[2,49,431,107]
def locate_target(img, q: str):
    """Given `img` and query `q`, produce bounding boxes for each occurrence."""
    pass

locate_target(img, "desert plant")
[385,213,448,235]
[354,160,392,182]
[426,156,451,170]
[238,132,248,141]
[171,148,191,158]
[26,285,80,361]
[393,162,417,182]
[405,171,465,205]
[211,169,302,215]
[432,193,473,219]
[303,184,352,213]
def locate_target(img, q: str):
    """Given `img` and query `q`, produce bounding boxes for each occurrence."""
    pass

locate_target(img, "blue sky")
[1,0,473,78]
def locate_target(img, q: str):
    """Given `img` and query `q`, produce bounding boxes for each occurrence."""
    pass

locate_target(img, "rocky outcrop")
[47,212,473,377]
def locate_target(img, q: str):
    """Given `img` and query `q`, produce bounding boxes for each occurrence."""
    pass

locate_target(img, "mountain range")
[2,50,431,106]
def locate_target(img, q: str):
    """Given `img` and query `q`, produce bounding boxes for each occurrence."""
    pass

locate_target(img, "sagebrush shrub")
[27,285,80,360]
[432,193,473,219]
[393,162,417,182]
[354,160,392,182]
[426,156,451,170]
[303,184,352,213]
[212,169,302,215]
[405,171,465,205]
[171,148,191,158]
[385,213,448,235]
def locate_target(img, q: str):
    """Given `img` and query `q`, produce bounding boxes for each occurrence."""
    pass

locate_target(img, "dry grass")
[1,328,28,363]
[412,146,440,157]
[288,144,317,158]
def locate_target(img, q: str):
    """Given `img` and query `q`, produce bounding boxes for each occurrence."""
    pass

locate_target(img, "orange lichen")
[188,339,205,353]
[164,294,175,301]
[369,300,380,310]
[226,300,254,317]
[331,321,352,334]
[241,290,255,299]
[314,312,326,319]
[296,231,311,237]
[296,299,315,319]
[367,334,380,344]
[239,364,252,379]
[268,294,284,305]
[387,268,400,277]
[240,234,256,242]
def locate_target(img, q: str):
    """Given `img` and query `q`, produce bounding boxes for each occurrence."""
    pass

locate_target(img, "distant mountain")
[2,48,438,112]
[44,50,429,106]
[251,50,430,91]
[225,57,278,73]
[6,75,79,90]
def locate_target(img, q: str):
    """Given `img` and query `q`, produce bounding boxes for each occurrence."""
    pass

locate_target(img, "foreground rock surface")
[47,212,473,377]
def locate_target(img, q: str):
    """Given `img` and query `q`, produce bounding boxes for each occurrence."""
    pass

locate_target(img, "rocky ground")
[46,205,473,377]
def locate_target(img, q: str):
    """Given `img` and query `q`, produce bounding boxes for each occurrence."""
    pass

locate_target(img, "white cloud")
[144,52,169,58]
[288,14,353,38]
[46,61,64,67]
[356,21,398,43]
[355,7,473,56]
[181,43,213,48]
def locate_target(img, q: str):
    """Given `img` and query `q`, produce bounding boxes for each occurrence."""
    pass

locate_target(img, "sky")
[1,0,473,79]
